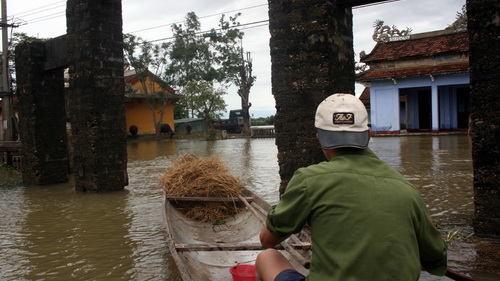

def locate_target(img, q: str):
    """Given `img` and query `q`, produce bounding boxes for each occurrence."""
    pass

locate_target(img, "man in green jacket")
[256,93,447,281]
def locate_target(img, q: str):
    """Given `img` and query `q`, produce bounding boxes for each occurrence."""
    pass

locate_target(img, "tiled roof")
[361,31,469,63]
[359,87,370,106]
[357,62,469,81]
[124,74,140,85]
[124,70,175,94]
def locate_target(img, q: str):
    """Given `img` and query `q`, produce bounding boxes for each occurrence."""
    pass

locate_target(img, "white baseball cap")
[315,93,370,149]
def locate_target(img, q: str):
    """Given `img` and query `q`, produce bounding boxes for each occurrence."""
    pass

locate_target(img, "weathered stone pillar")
[66,0,127,191]
[268,0,355,193]
[14,41,69,185]
[467,0,500,237]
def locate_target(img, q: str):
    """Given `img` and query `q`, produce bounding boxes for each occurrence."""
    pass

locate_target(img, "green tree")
[252,115,275,126]
[184,80,227,140]
[7,33,43,91]
[164,12,215,119]
[173,100,189,120]
[123,34,179,135]
[165,12,249,125]
[204,14,255,136]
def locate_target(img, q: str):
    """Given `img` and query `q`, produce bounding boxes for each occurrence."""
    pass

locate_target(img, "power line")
[8,1,66,28]
[128,3,268,34]
[22,11,65,24]
[10,1,394,39]
[239,23,269,31]
[13,4,65,18]
[144,0,397,44]
[11,1,65,17]
[12,1,268,34]
[352,0,399,9]
[149,19,269,43]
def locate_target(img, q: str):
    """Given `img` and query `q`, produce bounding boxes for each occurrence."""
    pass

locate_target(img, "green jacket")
[266,148,447,281]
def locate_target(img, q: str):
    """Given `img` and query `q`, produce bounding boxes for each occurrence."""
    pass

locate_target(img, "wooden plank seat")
[167,196,254,203]
[174,242,312,252]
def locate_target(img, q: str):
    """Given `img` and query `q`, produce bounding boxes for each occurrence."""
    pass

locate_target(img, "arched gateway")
[14,0,127,192]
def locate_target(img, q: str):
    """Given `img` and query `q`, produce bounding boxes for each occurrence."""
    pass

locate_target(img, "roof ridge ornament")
[372,19,412,43]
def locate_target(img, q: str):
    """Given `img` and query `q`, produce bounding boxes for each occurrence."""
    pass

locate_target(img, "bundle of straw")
[160,154,243,222]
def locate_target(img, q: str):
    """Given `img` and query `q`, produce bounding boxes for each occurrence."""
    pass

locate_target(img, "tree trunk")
[268,0,355,194]
[239,52,254,137]
[150,105,161,136]
[241,93,252,136]
[467,0,500,237]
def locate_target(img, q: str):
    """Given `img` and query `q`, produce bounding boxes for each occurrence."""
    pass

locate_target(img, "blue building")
[357,28,469,134]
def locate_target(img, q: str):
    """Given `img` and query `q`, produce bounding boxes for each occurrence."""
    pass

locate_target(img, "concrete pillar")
[269,0,355,193]
[14,41,69,185]
[431,84,439,133]
[66,0,127,191]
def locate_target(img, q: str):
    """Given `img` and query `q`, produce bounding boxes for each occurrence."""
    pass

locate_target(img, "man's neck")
[321,147,338,161]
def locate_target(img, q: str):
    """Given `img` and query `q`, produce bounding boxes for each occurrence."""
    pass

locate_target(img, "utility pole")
[1,0,12,142]
[1,0,13,167]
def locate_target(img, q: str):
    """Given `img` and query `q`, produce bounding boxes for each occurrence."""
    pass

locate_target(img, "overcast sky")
[6,0,466,118]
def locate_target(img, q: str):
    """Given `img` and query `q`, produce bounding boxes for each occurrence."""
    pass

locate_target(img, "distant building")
[356,28,469,134]
[174,118,206,134]
[124,69,181,135]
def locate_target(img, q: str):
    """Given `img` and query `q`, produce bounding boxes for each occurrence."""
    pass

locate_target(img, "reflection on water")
[127,138,282,204]
[0,135,497,280]
[0,178,179,281]
[371,136,474,227]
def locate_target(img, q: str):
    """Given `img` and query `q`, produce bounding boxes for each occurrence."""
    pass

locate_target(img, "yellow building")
[124,69,180,135]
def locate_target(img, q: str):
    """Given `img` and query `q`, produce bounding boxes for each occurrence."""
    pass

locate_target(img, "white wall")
[369,73,469,133]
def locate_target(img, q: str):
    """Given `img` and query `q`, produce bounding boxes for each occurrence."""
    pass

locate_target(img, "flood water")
[0,135,498,281]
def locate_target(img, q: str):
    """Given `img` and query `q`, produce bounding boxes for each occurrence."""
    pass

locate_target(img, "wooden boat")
[162,188,312,281]
[163,188,475,281]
